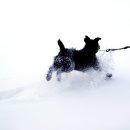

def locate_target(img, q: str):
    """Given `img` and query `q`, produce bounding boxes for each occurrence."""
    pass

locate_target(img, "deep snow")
[0,0,130,130]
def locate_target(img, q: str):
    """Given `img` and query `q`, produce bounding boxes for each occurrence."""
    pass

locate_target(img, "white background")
[0,0,130,130]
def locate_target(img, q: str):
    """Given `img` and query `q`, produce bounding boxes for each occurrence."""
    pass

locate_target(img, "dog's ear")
[94,37,101,42]
[84,35,91,44]
[57,39,65,51]
[85,35,90,41]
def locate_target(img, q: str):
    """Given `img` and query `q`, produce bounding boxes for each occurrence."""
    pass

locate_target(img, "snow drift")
[0,0,130,129]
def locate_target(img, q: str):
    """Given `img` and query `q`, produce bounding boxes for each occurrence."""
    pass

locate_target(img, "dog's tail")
[57,39,65,51]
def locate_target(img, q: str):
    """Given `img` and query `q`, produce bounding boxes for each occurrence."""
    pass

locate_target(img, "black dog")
[46,36,112,81]
[73,36,101,71]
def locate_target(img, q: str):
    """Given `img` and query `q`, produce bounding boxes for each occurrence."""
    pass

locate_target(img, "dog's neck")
[82,46,99,56]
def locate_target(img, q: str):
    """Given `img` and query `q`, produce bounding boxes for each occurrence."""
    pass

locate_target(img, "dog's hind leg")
[56,69,62,82]
[46,66,54,81]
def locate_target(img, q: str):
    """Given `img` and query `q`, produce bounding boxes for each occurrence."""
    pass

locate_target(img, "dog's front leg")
[46,66,54,81]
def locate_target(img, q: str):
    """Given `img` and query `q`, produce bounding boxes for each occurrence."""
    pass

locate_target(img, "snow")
[0,0,130,130]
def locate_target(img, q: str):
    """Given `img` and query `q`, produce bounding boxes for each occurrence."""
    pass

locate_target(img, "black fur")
[46,36,112,81]
[73,36,101,71]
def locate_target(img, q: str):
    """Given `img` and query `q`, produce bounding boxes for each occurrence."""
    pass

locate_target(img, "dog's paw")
[106,73,112,78]
[105,73,112,80]
[46,74,52,81]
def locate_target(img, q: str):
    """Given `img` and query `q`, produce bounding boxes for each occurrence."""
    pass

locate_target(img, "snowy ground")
[0,0,130,130]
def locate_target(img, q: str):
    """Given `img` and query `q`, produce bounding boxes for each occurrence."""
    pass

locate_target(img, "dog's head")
[84,35,101,54]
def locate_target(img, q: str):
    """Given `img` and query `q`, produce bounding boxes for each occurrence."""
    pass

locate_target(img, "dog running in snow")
[46,35,112,81]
